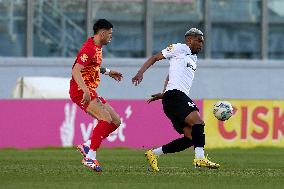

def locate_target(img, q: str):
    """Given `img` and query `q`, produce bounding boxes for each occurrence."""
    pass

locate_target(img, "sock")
[162,137,193,154]
[109,123,118,133]
[191,124,205,147]
[103,122,118,138]
[195,147,205,159]
[152,147,164,156]
[86,149,96,160]
[90,120,118,151]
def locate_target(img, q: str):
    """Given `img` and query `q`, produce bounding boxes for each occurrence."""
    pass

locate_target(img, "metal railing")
[33,0,86,56]
[0,0,283,59]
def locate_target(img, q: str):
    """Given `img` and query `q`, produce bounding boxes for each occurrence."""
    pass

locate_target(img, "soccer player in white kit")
[132,28,220,171]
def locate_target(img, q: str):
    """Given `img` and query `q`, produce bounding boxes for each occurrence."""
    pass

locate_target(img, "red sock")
[109,123,118,134]
[90,121,118,150]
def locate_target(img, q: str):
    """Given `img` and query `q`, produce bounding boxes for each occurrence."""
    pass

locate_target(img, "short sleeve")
[76,46,95,66]
[161,44,175,59]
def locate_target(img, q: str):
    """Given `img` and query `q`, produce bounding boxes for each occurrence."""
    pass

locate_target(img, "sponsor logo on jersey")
[187,63,196,71]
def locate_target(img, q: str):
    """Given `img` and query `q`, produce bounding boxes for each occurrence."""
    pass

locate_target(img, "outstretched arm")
[162,74,169,93]
[132,52,165,86]
[100,67,123,82]
[108,70,123,81]
[147,74,169,103]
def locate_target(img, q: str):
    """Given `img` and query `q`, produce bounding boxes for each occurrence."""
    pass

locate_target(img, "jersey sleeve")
[161,44,175,59]
[161,44,183,59]
[76,46,95,66]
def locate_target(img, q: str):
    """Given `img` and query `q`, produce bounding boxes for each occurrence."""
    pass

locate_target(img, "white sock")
[86,149,96,160]
[84,140,91,147]
[152,147,164,156]
[195,147,205,159]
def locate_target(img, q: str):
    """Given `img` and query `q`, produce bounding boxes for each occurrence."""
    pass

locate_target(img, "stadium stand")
[0,0,283,58]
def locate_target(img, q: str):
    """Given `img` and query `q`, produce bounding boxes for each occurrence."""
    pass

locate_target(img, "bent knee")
[87,107,112,123]
[184,111,205,127]
[97,114,112,123]
[194,120,205,126]
[112,118,121,127]
[104,116,112,123]
[101,111,112,123]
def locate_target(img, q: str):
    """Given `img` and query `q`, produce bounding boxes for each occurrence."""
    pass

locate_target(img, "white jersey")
[161,43,197,96]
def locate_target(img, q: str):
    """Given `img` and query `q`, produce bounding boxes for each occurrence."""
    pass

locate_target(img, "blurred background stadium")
[1,1,284,188]
[1,0,284,59]
[0,0,284,100]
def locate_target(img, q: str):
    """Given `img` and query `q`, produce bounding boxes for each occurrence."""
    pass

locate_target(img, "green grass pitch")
[0,147,284,189]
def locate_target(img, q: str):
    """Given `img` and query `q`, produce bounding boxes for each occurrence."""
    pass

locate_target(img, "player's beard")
[104,38,112,45]
[193,48,201,54]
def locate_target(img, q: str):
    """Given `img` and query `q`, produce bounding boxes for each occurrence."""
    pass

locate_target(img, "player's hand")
[132,72,143,86]
[81,90,91,105]
[147,93,164,103]
[109,70,123,81]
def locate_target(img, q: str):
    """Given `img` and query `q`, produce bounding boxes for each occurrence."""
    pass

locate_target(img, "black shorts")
[162,89,199,134]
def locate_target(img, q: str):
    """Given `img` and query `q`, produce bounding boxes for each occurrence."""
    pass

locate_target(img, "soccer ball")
[213,101,233,121]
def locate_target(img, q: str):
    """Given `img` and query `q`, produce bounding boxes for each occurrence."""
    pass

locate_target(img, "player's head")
[184,28,204,54]
[93,19,113,45]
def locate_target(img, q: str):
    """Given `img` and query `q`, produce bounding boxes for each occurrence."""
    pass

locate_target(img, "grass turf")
[0,147,284,189]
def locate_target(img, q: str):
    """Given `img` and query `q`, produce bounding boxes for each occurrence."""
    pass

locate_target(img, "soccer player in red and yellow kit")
[69,19,123,172]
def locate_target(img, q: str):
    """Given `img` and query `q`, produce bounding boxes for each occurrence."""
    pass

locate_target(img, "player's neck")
[93,36,102,47]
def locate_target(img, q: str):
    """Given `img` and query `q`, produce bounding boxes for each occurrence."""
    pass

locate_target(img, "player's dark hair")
[185,28,203,38]
[93,19,113,34]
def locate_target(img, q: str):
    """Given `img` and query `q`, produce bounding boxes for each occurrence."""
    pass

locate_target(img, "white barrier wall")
[0,58,284,99]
